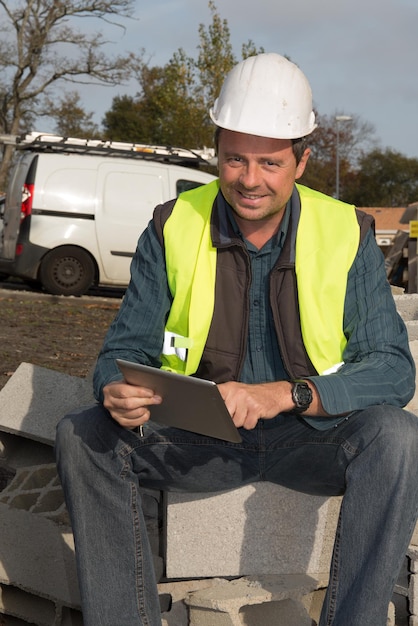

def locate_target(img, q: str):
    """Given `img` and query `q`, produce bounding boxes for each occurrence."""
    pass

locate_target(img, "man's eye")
[226,156,243,165]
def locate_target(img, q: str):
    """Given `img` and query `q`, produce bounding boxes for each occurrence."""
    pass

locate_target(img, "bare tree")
[300,112,377,199]
[0,0,139,189]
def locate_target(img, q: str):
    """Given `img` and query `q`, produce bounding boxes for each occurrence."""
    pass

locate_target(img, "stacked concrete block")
[184,574,326,626]
[165,484,341,579]
[405,547,418,626]
[0,365,88,624]
[184,578,396,626]
[0,364,165,625]
[0,464,81,624]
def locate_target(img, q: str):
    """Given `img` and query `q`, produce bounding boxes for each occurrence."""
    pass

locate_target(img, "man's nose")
[239,162,261,188]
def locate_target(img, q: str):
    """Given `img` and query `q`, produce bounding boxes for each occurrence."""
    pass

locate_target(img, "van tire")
[39,246,96,296]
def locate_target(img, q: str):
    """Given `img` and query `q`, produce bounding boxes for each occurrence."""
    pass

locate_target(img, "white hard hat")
[209,53,317,140]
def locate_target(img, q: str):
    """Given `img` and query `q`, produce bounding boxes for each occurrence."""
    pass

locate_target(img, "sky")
[74,0,418,159]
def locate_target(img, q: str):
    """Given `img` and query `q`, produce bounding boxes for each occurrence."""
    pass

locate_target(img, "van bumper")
[0,241,49,281]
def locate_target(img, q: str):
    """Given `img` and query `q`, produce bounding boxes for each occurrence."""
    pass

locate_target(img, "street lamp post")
[335,115,352,200]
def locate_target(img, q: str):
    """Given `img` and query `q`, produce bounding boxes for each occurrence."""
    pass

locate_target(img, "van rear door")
[1,152,37,260]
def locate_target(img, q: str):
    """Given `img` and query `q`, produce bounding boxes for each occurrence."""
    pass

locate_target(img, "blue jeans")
[55,404,418,626]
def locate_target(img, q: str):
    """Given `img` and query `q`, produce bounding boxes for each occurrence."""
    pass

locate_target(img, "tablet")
[116,359,242,443]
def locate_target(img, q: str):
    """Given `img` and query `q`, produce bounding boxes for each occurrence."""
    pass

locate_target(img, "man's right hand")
[102,380,162,430]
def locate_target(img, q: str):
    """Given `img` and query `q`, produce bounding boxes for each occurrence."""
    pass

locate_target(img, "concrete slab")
[0,584,56,626]
[0,431,54,469]
[165,483,341,579]
[0,363,95,445]
[185,574,326,609]
[0,503,79,607]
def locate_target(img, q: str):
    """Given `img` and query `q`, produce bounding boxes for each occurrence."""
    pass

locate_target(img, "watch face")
[292,381,313,412]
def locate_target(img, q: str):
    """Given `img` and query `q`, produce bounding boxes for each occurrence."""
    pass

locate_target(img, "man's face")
[217,129,310,226]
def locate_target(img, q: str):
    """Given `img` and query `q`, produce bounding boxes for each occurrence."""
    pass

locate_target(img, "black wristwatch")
[291,380,313,414]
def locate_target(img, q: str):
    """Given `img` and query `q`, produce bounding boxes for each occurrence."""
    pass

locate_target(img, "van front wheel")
[39,246,96,296]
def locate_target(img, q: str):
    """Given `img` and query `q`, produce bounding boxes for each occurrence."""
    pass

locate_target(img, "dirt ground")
[0,288,121,391]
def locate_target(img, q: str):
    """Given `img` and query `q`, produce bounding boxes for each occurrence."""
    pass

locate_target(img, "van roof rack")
[2,132,215,168]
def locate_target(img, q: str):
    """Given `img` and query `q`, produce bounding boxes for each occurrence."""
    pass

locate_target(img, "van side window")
[176,180,204,195]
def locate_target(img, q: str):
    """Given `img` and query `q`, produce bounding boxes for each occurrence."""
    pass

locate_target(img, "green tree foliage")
[103,51,208,147]
[344,149,418,207]
[101,95,142,142]
[302,121,418,206]
[299,113,418,206]
[195,0,235,111]
[241,40,265,60]
[103,1,264,149]
[43,91,100,138]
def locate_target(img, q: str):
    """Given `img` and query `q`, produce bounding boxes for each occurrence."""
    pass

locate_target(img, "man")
[55,53,418,626]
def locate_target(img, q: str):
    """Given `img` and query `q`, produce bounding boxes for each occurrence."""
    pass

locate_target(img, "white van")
[0,133,216,296]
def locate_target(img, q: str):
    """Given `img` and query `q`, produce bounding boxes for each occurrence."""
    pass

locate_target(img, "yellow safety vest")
[161,180,359,376]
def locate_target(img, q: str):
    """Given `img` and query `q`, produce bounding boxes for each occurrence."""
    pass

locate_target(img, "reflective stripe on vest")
[161,180,359,375]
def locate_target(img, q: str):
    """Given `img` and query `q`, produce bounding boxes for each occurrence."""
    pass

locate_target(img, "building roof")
[358,207,410,233]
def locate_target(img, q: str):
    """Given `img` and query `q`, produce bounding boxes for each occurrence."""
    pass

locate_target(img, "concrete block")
[60,606,84,626]
[159,580,238,626]
[0,363,94,446]
[409,574,418,616]
[301,588,326,625]
[158,579,218,603]
[394,294,418,321]
[166,483,341,578]
[185,575,325,626]
[161,601,188,626]
[409,547,418,572]
[0,431,55,469]
[0,584,57,626]
[406,321,418,341]
[0,463,69,525]
[0,502,79,608]
[387,601,395,626]
[0,464,79,610]
[239,599,312,626]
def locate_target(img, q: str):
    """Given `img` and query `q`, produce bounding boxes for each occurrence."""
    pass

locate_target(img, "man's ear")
[295,148,311,179]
